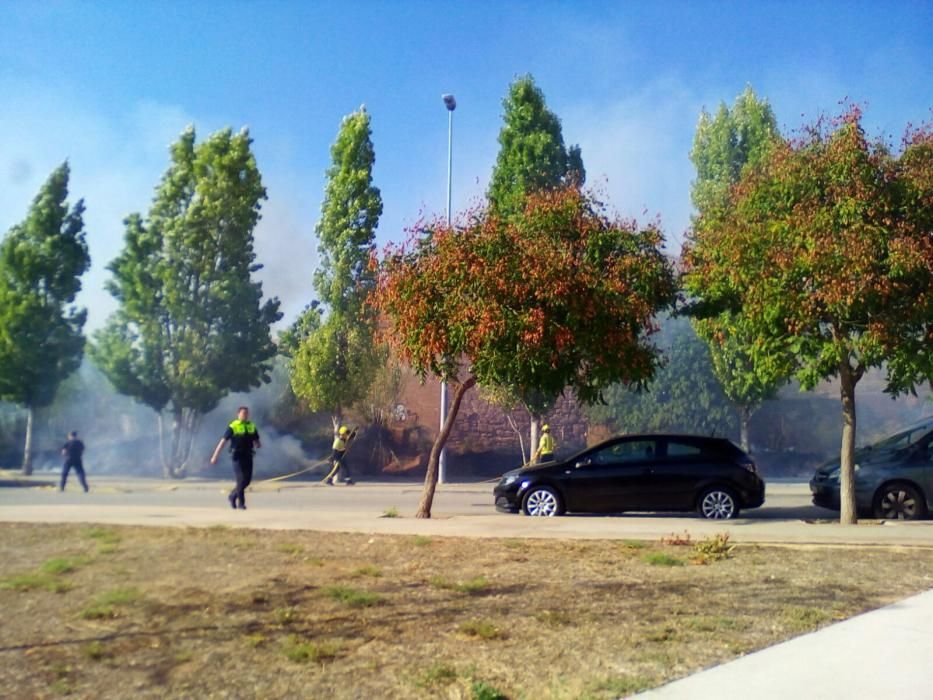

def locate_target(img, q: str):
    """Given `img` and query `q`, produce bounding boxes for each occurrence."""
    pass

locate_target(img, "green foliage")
[589,316,738,437]
[91,127,281,476]
[685,108,932,521]
[471,680,509,700]
[287,108,383,421]
[487,74,585,220]
[458,619,504,640]
[0,163,90,470]
[693,533,735,562]
[643,552,684,567]
[323,585,382,608]
[688,87,787,445]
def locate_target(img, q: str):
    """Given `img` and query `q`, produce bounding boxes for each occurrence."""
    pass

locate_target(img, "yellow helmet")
[339,426,349,435]
[542,424,550,432]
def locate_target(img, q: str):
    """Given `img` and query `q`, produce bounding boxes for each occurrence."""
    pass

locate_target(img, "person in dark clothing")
[60,431,89,492]
[210,406,261,510]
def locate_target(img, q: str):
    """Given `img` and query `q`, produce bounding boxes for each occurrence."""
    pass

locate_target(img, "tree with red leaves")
[684,108,932,524]
[376,185,676,517]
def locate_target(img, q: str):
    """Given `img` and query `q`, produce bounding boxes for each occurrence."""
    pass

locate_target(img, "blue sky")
[1,0,930,329]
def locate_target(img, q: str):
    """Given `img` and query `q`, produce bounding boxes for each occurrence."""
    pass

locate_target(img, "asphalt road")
[2,473,932,546]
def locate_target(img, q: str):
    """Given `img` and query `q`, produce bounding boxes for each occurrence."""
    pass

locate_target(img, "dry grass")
[1,522,932,699]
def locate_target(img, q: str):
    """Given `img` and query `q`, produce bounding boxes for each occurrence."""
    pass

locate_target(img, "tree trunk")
[838,361,861,525]
[416,375,476,519]
[505,414,527,465]
[739,405,751,453]
[21,405,34,476]
[158,408,200,479]
[529,414,540,464]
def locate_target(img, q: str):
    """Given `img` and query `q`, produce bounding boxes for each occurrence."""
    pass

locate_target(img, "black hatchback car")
[494,434,765,519]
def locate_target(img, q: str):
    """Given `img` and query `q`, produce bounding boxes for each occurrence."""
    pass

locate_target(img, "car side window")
[592,440,656,465]
[666,441,703,458]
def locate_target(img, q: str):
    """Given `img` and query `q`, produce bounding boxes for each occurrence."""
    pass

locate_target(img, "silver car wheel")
[701,489,736,520]
[877,486,921,520]
[524,488,559,517]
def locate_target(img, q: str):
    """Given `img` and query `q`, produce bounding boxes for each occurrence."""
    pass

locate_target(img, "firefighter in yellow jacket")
[531,424,557,463]
[324,425,357,485]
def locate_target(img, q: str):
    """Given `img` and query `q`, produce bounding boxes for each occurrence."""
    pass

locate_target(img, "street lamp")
[439,93,456,485]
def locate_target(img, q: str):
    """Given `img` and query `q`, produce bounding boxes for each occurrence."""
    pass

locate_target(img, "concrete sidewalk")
[641,588,933,699]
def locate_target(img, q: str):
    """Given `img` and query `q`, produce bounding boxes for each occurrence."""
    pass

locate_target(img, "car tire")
[698,487,739,520]
[521,486,564,517]
[873,483,927,520]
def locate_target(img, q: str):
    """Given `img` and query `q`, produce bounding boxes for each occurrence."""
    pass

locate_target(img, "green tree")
[376,186,676,517]
[684,109,932,523]
[487,74,586,447]
[0,163,90,474]
[688,86,788,449]
[589,316,738,438]
[91,127,281,478]
[286,107,383,429]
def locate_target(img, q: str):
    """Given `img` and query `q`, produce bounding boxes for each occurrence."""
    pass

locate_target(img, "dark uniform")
[224,419,259,509]
[60,436,89,492]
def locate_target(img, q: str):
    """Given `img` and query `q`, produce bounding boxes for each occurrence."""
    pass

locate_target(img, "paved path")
[2,475,933,546]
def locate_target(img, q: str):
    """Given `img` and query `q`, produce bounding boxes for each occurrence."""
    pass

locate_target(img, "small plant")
[621,540,647,550]
[82,641,108,661]
[503,539,524,550]
[80,587,141,620]
[412,535,432,547]
[534,609,572,628]
[274,606,300,625]
[428,575,488,595]
[351,565,382,578]
[660,531,692,546]
[381,506,400,518]
[324,585,382,608]
[472,680,509,700]
[41,557,88,575]
[276,543,303,556]
[458,619,504,640]
[588,674,656,696]
[245,633,266,648]
[416,662,458,688]
[643,552,684,567]
[782,606,833,631]
[693,532,735,563]
[281,635,341,663]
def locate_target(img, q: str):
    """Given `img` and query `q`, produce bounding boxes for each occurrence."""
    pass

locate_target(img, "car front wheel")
[522,486,563,517]
[699,487,739,520]
[873,483,927,520]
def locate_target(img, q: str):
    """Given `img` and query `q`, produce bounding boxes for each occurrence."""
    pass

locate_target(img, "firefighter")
[532,424,557,463]
[210,406,261,510]
[324,425,356,485]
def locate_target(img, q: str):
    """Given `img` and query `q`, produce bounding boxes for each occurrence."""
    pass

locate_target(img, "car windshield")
[871,420,933,451]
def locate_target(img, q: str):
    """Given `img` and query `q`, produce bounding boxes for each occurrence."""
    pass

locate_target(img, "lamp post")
[439,93,456,484]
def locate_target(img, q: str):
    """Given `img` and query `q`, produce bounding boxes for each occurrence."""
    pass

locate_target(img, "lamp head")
[442,94,456,111]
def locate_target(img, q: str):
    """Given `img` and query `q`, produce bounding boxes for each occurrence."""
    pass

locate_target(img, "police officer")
[532,424,557,463]
[60,431,89,492]
[324,425,356,485]
[210,406,261,509]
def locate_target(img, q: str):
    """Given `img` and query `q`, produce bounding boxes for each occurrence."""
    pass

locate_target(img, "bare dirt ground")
[2,523,932,700]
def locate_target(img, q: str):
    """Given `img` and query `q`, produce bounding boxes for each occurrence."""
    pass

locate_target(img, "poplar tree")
[0,163,90,474]
[92,127,281,478]
[286,107,383,429]
[688,86,789,449]
[487,74,586,450]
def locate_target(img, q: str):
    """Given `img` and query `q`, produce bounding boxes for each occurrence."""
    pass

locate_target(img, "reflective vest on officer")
[229,419,257,436]
[539,433,556,455]
[333,435,347,452]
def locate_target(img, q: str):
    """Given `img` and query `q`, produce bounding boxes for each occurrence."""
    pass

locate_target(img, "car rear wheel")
[873,483,927,520]
[699,487,739,520]
[522,486,563,517]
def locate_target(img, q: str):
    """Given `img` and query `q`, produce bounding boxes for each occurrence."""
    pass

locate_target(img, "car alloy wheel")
[875,484,925,520]
[523,487,561,517]
[700,488,737,520]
